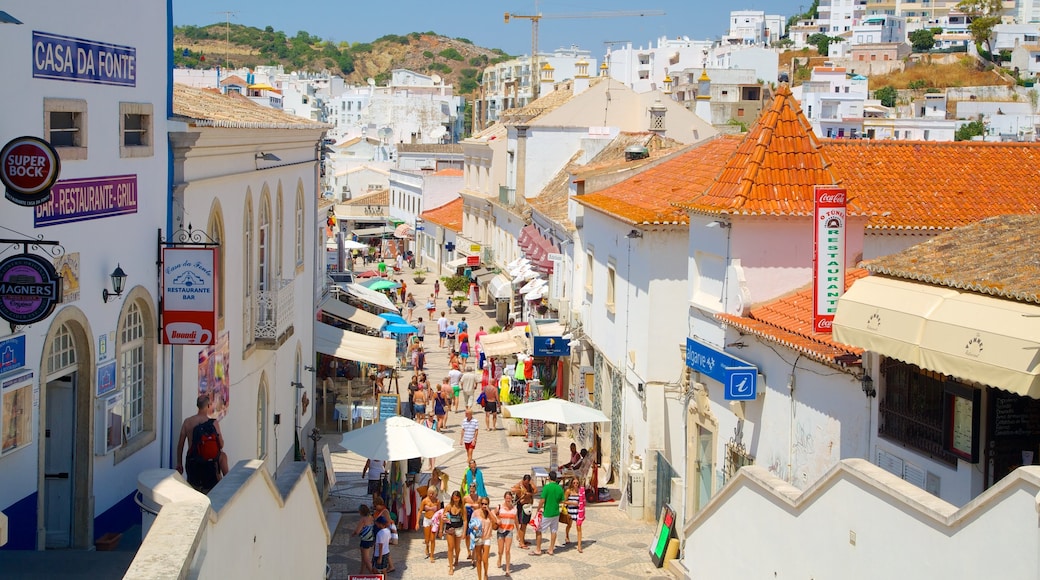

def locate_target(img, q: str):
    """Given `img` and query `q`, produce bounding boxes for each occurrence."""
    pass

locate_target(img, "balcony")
[253,277,296,348]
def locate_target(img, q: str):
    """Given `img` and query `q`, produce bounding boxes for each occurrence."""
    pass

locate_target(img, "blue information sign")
[533,336,570,357]
[685,337,758,401]
[0,334,26,375]
[32,32,137,87]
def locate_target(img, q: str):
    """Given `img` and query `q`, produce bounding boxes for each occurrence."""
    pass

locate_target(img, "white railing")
[255,277,296,342]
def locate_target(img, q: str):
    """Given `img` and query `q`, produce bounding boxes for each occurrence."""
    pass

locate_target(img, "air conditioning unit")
[557,299,571,324]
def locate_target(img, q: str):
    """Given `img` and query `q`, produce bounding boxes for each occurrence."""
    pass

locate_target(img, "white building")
[792,66,869,138]
[603,37,713,95]
[0,0,169,550]
[725,10,786,46]
[852,15,908,45]
[818,0,866,34]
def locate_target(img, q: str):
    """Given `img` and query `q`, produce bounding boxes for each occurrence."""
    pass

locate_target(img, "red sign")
[812,186,847,334]
[161,247,219,345]
[1,136,61,207]
[348,576,384,580]
[466,255,480,266]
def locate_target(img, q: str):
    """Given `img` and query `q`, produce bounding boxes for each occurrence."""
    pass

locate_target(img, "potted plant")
[412,267,429,284]
[451,295,468,313]
[443,274,471,312]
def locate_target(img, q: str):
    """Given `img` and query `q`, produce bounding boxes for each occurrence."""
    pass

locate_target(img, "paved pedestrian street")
[322,261,672,579]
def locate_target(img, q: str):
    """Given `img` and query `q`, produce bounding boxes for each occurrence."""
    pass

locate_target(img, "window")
[585,251,594,296]
[47,323,77,375]
[257,379,268,459]
[244,195,254,348]
[120,302,146,441]
[295,187,305,268]
[44,98,87,160]
[606,264,616,313]
[879,361,962,466]
[276,188,284,278]
[119,102,153,158]
[208,209,226,327]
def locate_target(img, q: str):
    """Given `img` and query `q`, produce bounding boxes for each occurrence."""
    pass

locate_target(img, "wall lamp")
[706,220,732,228]
[102,264,128,303]
[625,229,643,239]
[255,152,281,169]
[860,373,876,398]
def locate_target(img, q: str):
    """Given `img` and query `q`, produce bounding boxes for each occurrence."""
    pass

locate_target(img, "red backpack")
[192,419,220,461]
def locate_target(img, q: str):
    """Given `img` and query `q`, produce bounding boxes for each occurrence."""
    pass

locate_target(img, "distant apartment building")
[818,0,868,34]
[671,67,769,126]
[793,66,869,138]
[852,15,907,44]
[724,10,787,45]
[474,46,596,132]
[603,36,713,95]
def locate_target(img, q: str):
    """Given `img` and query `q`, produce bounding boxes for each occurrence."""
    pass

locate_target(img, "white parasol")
[338,415,455,461]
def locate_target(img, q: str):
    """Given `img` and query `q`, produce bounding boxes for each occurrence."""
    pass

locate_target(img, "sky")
[173,0,806,60]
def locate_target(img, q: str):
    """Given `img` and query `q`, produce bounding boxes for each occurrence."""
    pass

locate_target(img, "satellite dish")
[367,78,376,86]
[378,127,393,141]
[431,74,442,84]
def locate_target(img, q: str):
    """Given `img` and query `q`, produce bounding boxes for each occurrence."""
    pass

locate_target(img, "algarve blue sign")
[685,337,758,401]
[32,32,137,87]
[533,336,570,357]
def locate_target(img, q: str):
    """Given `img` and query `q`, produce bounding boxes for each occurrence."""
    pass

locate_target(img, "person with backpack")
[176,394,229,493]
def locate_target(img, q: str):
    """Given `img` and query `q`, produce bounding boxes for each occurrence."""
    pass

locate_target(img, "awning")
[833,276,956,366]
[315,322,397,366]
[394,224,413,239]
[518,225,555,274]
[835,276,1040,399]
[487,274,512,300]
[353,226,395,237]
[318,297,386,332]
[919,292,1040,399]
[475,270,497,285]
[340,283,400,313]
[481,328,529,357]
[446,257,468,269]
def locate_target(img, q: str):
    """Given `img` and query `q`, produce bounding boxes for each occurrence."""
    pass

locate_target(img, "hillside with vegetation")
[173,24,513,95]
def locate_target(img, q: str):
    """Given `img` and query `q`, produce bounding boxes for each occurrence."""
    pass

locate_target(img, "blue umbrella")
[385,323,418,334]
[379,312,408,324]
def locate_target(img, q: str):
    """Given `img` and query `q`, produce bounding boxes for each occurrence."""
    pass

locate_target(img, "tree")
[955,117,986,140]
[807,33,840,56]
[909,28,936,52]
[874,86,898,107]
[957,0,1003,61]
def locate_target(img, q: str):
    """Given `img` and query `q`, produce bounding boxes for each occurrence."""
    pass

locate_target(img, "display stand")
[526,378,547,453]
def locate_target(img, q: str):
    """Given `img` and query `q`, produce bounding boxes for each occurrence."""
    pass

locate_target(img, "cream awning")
[481,328,529,357]
[920,292,1040,399]
[318,297,386,332]
[487,274,512,300]
[835,276,1040,399]
[315,322,397,366]
[341,283,399,313]
[446,257,468,269]
[833,276,956,366]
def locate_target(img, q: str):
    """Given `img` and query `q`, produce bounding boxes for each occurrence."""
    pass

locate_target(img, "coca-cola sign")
[813,186,847,334]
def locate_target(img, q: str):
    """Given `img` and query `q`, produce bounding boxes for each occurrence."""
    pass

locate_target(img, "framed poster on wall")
[1,371,34,457]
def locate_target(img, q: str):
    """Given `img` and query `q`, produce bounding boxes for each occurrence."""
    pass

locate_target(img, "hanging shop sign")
[1,136,61,207]
[533,336,570,357]
[161,247,218,345]
[812,185,847,334]
[0,253,63,326]
[685,337,758,401]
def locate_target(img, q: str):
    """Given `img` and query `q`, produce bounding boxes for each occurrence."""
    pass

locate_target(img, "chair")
[561,458,593,488]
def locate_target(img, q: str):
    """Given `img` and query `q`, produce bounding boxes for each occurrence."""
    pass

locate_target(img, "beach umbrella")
[356,270,380,279]
[341,240,369,250]
[385,323,418,334]
[503,398,611,444]
[339,415,454,461]
[519,278,546,294]
[367,279,401,291]
[378,312,408,324]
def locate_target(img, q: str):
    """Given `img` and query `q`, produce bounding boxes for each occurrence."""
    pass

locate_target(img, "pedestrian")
[354,504,376,574]
[458,328,470,362]
[462,459,488,498]
[446,295,453,311]
[475,325,488,369]
[396,253,404,272]
[372,515,392,573]
[449,349,461,371]
[427,295,436,319]
[483,380,500,431]
[460,408,480,463]
[405,293,416,322]
[440,490,466,576]
[421,487,441,562]
[378,259,387,277]
[362,458,385,499]
[512,474,536,549]
[460,365,478,410]
[448,364,463,412]
[496,491,517,575]
[439,377,453,429]
[415,317,426,342]
[531,470,565,556]
[371,497,396,572]
[457,316,469,334]
[434,279,440,300]
[474,498,495,580]
[423,411,439,471]
[176,394,230,494]
[438,311,449,348]
[434,382,448,432]
[564,477,586,552]
[446,319,458,351]
[412,380,428,422]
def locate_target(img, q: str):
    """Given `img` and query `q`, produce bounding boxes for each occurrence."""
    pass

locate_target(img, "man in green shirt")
[531,470,565,555]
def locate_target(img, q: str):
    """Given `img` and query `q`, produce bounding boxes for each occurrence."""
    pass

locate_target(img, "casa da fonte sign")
[0,253,63,326]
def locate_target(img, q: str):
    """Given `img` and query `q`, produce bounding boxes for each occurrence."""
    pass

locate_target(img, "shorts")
[423,516,433,528]
[413,404,426,416]
[451,526,464,538]
[464,440,476,451]
[517,504,531,525]
[372,553,388,570]
[484,401,499,414]
[360,538,375,549]
[417,335,424,342]
[497,529,513,539]
[538,514,559,534]
[460,352,469,359]
[367,479,382,495]
[482,538,493,546]
[439,331,447,338]
[453,386,461,397]
[462,389,475,407]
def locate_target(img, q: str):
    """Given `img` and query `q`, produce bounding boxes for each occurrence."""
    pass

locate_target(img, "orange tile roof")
[716,269,868,364]
[421,198,463,232]
[825,140,1040,230]
[433,168,463,177]
[344,189,388,206]
[676,84,845,217]
[575,135,743,225]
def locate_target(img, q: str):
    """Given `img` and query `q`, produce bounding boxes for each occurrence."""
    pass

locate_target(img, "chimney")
[695,68,712,125]
[573,59,590,95]
[539,63,555,97]
[648,99,667,136]
[515,125,529,206]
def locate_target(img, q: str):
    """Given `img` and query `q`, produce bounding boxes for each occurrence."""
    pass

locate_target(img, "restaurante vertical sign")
[813,186,847,334]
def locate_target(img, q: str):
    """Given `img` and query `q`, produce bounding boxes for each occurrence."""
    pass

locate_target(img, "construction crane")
[504,8,665,100]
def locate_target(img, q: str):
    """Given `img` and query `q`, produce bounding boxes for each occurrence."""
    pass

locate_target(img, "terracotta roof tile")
[172,84,329,130]
[421,198,463,232]
[433,168,464,176]
[825,140,1040,230]
[866,214,1040,303]
[575,135,742,225]
[343,189,388,206]
[716,269,868,364]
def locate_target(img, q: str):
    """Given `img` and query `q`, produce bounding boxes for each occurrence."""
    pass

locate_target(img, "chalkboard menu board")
[992,391,1040,439]
[378,394,399,422]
